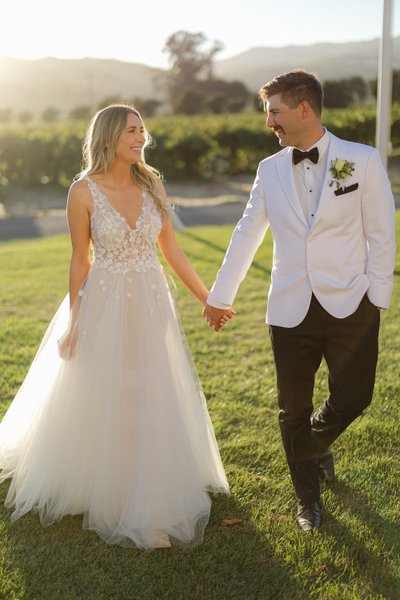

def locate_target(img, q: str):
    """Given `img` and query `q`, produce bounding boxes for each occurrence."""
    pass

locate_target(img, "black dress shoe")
[297,501,321,532]
[317,450,335,483]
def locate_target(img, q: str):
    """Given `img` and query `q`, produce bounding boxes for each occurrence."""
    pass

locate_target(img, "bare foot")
[153,530,171,549]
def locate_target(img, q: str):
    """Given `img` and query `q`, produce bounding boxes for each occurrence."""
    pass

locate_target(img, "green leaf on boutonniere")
[329,158,355,189]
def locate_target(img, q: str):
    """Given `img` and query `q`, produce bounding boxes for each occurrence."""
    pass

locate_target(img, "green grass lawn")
[0,216,399,600]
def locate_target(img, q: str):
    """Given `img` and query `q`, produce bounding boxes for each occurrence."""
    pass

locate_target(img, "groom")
[203,70,396,531]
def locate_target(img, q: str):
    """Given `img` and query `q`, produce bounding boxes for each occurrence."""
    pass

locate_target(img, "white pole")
[376,0,394,169]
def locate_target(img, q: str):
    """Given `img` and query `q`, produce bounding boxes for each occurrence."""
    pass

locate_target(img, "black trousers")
[269,294,380,504]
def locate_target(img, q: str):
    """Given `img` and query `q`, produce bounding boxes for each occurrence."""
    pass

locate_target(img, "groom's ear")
[298,100,311,119]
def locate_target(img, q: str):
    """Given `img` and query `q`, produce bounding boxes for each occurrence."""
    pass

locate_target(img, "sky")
[0,0,399,68]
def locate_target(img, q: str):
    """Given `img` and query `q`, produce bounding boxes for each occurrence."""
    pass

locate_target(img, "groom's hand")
[202,303,235,331]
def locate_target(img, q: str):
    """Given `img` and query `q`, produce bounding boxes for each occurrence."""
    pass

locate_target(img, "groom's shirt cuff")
[207,295,230,309]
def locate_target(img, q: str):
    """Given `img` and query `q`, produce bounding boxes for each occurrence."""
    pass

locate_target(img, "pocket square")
[334,183,359,196]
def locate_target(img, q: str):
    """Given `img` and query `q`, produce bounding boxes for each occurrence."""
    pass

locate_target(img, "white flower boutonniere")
[329,158,355,189]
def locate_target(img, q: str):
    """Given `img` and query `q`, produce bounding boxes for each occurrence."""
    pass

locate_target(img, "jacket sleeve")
[207,163,270,307]
[362,148,396,308]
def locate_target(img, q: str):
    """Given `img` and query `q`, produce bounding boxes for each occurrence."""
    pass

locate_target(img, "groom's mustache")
[272,126,284,134]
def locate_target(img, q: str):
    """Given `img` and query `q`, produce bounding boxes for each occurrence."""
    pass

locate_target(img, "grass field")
[0,216,399,600]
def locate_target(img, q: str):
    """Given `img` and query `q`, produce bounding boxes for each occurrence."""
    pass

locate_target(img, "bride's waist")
[91,255,160,275]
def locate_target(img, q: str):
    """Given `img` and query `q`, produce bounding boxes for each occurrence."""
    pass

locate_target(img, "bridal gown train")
[0,176,229,548]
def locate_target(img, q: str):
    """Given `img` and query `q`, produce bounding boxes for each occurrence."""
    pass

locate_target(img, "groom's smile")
[266,92,323,150]
[272,125,285,139]
[266,93,303,147]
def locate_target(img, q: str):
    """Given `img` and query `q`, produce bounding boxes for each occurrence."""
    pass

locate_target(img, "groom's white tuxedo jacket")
[208,132,396,327]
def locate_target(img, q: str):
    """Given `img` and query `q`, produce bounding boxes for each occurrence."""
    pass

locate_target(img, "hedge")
[0,105,399,191]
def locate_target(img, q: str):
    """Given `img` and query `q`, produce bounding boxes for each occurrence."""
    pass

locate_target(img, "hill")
[0,36,399,117]
[214,37,400,90]
[0,56,164,116]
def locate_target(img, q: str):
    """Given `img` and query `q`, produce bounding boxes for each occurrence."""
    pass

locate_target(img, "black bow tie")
[293,147,319,165]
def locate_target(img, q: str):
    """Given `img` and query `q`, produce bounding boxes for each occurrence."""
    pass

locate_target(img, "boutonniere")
[329,158,355,189]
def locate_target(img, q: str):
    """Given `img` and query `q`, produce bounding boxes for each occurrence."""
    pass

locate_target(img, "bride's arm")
[155,180,207,305]
[66,180,92,307]
[157,219,234,328]
[157,217,209,306]
[156,180,234,327]
[58,181,92,359]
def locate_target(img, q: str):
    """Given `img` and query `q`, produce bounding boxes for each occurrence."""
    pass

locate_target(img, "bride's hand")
[57,326,78,360]
[202,304,235,331]
[218,308,235,330]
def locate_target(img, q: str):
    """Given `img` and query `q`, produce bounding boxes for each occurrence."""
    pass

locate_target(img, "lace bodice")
[84,176,162,274]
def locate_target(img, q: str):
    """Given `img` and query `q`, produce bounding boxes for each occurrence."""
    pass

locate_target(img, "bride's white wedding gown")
[0,176,229,548]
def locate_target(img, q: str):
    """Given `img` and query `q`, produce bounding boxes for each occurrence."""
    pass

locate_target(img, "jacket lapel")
[311,133,348,227]
[275,148,309,227]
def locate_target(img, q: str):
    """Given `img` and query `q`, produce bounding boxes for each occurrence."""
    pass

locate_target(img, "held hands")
[202,303,235,332]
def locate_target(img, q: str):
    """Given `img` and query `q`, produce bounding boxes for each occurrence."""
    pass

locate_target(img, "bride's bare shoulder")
[67,178,93,211]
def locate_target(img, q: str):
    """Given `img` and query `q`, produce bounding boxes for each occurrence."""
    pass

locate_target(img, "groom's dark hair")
[259,70,323,115]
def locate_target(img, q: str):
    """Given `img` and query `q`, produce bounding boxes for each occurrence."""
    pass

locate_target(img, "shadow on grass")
[185,231,271,277]
[0,481,306,600]
[0,217,44,242]
[1,471,399,598]
[321,478,400,598]
[0,216,67,242]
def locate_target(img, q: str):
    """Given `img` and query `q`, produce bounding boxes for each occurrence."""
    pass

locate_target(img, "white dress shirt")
[293,130,330,227]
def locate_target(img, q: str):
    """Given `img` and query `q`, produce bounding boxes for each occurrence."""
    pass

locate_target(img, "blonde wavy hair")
[79,104,168,223]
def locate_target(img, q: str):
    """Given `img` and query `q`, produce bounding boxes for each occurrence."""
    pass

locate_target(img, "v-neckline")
[87,176,146,232]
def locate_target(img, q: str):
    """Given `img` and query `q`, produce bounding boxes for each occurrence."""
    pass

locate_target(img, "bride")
[0,104,231,549]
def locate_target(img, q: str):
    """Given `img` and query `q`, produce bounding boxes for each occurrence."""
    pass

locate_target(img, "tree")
[321,76,371,108]
[18,111,33,124]
[132,98,163,118]
[97,96,124,110]
[163,31,251,115]
[41,107,60,122]
[69,106,92,120]
[0,108,13,123]
[164,31,223,87]
[170,79,250,116]
[323,79,357,108]
[347,76,368,103]
[174,89,207,115]
[163,31,224,113]
[370,70,400,102]
[200,79,250,113]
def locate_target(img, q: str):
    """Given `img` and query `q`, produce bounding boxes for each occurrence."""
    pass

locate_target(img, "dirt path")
[0,174,398,242]
[0,177,253,241]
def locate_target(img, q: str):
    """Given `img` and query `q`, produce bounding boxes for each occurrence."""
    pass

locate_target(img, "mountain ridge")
[215,37,400,89]
[1,36,399,116]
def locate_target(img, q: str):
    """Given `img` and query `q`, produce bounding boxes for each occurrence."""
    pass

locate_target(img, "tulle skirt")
[0,264,229,548]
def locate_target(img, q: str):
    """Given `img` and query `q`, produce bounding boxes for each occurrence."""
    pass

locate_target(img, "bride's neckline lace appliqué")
[89,179,145,232]
[84,176,162,275]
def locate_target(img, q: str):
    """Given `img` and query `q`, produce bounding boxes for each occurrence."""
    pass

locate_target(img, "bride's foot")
[153,530,171,549]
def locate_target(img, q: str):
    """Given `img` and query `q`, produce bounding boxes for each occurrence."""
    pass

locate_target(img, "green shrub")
[0,105,399,190]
